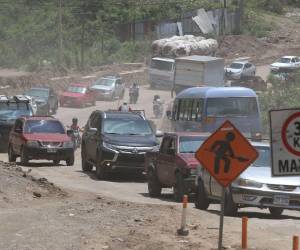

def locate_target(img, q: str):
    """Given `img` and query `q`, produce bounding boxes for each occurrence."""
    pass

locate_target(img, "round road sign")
[281,111,300,157]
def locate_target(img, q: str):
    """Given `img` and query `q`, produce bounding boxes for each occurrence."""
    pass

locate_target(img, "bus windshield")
[150,59,173,71]
[206,97,258,116]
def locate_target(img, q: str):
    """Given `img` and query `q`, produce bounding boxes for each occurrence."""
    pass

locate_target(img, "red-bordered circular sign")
[281,111,300,157]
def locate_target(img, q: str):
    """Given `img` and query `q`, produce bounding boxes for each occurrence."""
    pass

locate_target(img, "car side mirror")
[88,127,98,134]
[155,130,163,137]
[67,129,74,137]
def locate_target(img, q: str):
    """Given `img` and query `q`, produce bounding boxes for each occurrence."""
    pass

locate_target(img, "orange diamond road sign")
[195,120,258,187]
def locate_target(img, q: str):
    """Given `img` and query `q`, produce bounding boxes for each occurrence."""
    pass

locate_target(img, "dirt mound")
[217,35,273,63]
[0,161,66,208]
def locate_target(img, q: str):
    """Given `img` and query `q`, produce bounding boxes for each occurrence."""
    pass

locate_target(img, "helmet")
[72,117,78,123]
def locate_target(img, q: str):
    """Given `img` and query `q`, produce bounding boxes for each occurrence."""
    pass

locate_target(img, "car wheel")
[269,207,284,217]
[53,159,60,165]
[224,190,238,216]
[81,147,93,171]
[147,169,162,197]
[173,172,186,202]
[95,164,108,180]
[20,147,29,166]
[194,178,209,210]
[8,145,17,162]
[66,153,75,166]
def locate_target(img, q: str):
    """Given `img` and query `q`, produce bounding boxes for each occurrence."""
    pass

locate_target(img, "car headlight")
[26,140,39,147]
[236,178,263,188]
[103,141,116,150]
[152,145,160,152]
[63,141,74,148]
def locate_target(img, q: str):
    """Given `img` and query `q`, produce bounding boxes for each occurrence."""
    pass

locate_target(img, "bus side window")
[195,99,203,121]
[185,99,193,121]
[179,100,186,120]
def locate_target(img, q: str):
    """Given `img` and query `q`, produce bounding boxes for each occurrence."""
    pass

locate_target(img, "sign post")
[195,120,258,250]
[270,109,300,176]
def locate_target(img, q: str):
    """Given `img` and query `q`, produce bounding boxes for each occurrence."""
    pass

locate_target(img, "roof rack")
[106,109,146,119]
[13,95,30,103]
[0,95,9,102]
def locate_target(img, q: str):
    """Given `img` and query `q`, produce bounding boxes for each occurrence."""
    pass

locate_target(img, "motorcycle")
[153,100,163,118]
[129,86,139,104]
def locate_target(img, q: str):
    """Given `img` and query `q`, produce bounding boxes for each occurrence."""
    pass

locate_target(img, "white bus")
[149,57,175,89]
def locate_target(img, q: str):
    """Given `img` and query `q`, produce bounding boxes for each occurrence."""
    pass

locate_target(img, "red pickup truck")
[145,132,208,201]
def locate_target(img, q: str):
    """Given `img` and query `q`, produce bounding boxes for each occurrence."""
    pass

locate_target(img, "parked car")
[81,110,160,179]
[24,87,59,115]
[194,141,300,216]
[60,83,96,108]
[0,95,33,152]
[90,75,125,101]
[145,133,208,202]
[270,56,300,72]
[8,116,75,166]
[225,59,256,80]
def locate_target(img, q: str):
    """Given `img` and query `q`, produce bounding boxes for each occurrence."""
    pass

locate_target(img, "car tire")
[8,145,17,162]
[269,207,284,217]
[224,190,238,216]
[173,172,186,202]
[53,159,60,165]
[66,153,74,166]
[81,147,93,172]
[20,147,29,166]
[95,164,108,180]
[195,179,210,210]
[147,169,162,197]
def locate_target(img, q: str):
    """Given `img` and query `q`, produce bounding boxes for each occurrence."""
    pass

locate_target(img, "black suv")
[24,87,59,115]
[0,95,33,152]
[81,110,160,179]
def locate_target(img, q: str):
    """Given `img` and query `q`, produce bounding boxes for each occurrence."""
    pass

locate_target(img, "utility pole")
[235,0,244,34]
[58,0,63,67]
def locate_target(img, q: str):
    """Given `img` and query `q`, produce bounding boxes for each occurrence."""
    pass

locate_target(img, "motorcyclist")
[118,102,132,112]
[70,117,80,131]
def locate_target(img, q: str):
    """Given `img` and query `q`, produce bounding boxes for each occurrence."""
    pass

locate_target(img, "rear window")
[24,120,65,134]
[206,97,258,117]
[150,59,173,71]
[67,86,86,94]
[179,136,205,153]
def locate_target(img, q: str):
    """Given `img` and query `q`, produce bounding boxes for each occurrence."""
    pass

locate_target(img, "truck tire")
[224,190,238,216]
[195,179,209,210]
[8,145,17,162]
[53,159,60,165]
[173,172,186,202]
[81,147,93,172]
[269,207,283,217]
[147,169,162,197]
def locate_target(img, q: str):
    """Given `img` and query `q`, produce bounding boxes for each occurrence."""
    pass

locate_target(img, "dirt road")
[0,85,299,249]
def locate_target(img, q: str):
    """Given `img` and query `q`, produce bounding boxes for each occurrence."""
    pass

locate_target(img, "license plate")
[47,148,57,153]
[273,195,289,206]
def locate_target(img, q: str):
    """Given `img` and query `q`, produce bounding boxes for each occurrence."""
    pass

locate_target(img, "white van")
[149,57,175,89]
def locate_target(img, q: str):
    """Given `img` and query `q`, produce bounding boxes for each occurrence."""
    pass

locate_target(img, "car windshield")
[103,118,153,135]
[67,86,86,94]
[277,57,291,63]
[0,103,32,120]
[206,97,258,116]
[179,136,205,153]
[252,146,270,167]
[229,62,243,69]
[93,78,115,86]
[24,89,49,99]
[24,120,65,134]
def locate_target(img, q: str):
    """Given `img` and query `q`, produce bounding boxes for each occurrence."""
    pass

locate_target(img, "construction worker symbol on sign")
[210,132,249,175]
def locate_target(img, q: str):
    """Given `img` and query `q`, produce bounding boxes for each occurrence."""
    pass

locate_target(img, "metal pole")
[58,0,63,66]
[218,187,226,250]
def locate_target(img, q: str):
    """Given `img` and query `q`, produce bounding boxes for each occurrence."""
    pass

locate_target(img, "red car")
[59,83,96,108]
[8,116,75,166]
[145,132,209,201]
